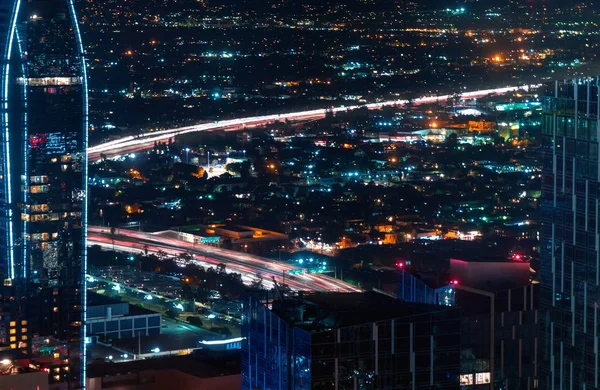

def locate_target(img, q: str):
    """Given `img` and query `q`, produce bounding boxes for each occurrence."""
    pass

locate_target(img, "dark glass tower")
[540,78,600,389]
[1,0,88,388]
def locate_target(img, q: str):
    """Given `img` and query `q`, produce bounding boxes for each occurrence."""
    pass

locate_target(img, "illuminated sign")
[29,134,47,149]
[200,337,245,346]
[199,236,220,244]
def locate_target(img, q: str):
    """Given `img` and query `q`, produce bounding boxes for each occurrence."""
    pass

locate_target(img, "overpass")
[88,85,538,160]
[87,226,361,293]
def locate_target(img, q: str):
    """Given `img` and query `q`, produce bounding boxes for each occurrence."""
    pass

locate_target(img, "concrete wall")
[450,258,530,289]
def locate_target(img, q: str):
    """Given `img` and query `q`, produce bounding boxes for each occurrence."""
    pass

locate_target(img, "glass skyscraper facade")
[1,0,88,388]
[242,291,461,390]
[541,78,600,389]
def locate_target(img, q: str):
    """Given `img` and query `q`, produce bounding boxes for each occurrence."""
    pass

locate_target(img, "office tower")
[241,290,461,390]
[397,263,539,389]
[1,0,88,388]
[540,78,600,389]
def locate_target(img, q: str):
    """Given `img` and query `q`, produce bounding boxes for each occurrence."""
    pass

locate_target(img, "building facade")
[1,0,88,388]
[540,78,600,389]
[241,291,461,390]
[86,293,161,340]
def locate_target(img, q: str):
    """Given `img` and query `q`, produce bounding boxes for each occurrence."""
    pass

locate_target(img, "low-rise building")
[86,293,162,340]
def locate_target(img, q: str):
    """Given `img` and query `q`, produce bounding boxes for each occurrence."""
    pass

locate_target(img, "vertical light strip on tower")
[2,0,21,280]
[67,0,89,386]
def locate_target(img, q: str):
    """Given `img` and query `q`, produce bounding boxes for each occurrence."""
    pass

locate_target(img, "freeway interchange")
[88,85,537,161]
[87,226,361,293]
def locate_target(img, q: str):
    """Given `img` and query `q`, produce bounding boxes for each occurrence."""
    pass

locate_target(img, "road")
[87,226,361,293]
[88,85,538,160]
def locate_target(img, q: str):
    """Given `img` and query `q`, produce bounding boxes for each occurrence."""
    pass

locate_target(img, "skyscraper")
[540,78,600,389]
[242,290,461,390]
[1,0,88,388]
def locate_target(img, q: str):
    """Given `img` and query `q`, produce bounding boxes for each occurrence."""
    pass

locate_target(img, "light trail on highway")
[88,226,361,293]
[88,85,539,160]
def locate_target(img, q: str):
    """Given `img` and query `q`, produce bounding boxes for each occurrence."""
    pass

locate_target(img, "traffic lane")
[88,85,536,156]
[88,235,326,291]
[89,230,361,292]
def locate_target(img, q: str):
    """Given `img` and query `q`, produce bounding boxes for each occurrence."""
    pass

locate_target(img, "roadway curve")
[87,226,361,293]
[88,85,538,161]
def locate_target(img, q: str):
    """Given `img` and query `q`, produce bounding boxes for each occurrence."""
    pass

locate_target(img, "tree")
[186,316,203,327]
[181,283,194,300]
[446,133,458,148]
[251,274,264,289]
[225,161,251,178]
[179,252,193,263]
[216,263,226,274]
[109,226,117,252]
[191,166,206,179]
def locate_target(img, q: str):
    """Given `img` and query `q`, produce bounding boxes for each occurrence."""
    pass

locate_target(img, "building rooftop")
[87,354,240,379]
[87,292,159,316]
[270,290,455,331]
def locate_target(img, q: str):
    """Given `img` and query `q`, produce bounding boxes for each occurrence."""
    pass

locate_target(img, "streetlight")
[184,148,190,163]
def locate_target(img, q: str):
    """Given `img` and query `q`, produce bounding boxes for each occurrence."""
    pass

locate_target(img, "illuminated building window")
[31,233,50,242]
[9,329,16,335]
[21,214,30,221]
[21,328,27,333]
[9,321,15,327]
[21,335,27,340]
[10,344,16,349]
[475,372,491,385]
[21,320,27,325]
[53,353,59,359]
[30,175,48,184]
[30,204,49,213]
[460,374,474,386]
[9,336,16,342]
[61,156,71,163]
[30,185,49,194]
[18,77,82,86]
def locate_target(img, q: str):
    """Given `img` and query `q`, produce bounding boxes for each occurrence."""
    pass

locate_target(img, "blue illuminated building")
[241,290,461,390]
[1,0,88,387]
[396,268,456,306]
[540,78,600,389]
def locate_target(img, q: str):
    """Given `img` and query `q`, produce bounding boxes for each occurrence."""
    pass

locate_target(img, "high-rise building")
[540,78,600,389]
[1,0,88,388]
[241,290,461,390]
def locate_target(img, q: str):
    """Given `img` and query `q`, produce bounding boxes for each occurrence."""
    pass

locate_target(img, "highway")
[87,226,361,293]
[88,85,538,160]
